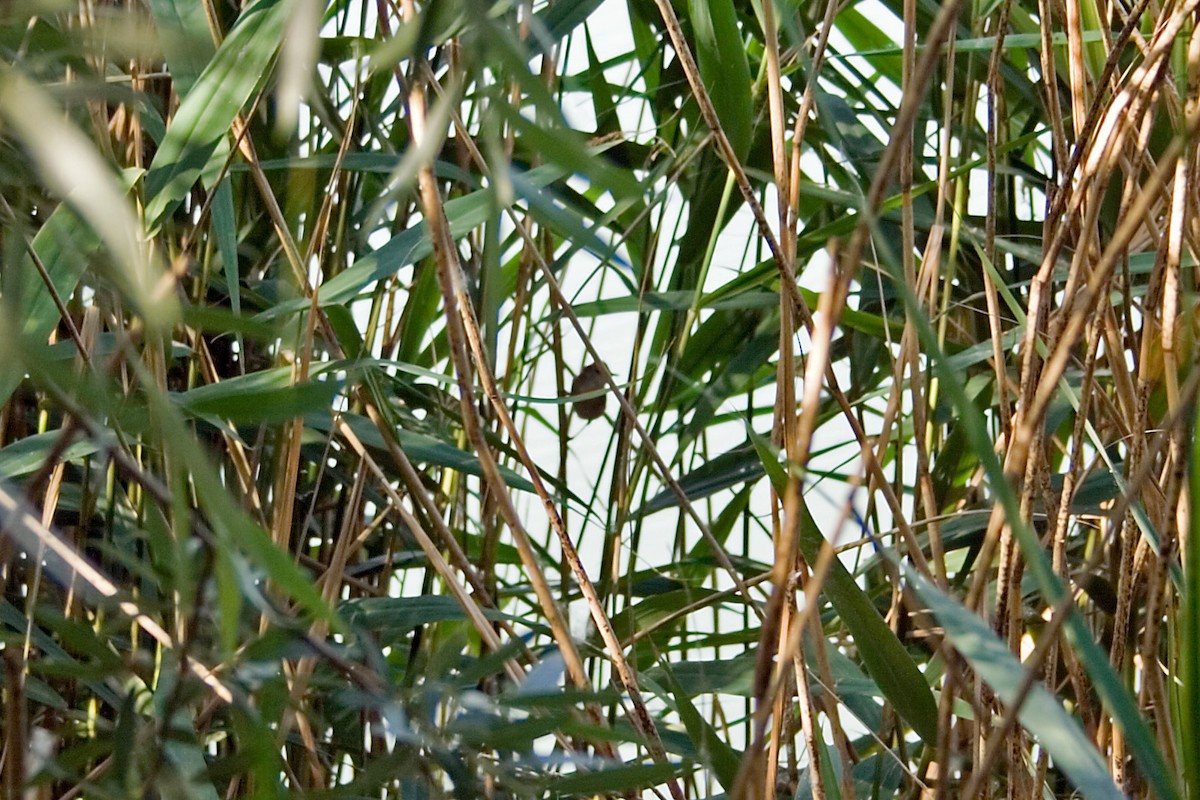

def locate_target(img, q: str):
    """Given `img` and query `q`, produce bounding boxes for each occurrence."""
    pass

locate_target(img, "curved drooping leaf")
[0,429,101,479]
[0,71,178,333]
[341,595,495,635]
[636,442,763,517]
[908,568,1123,800]
[550,761,682,796]
[527,0,606,57]
[654,659,742,792]
[145,0,215,94]
[750,437,940,745]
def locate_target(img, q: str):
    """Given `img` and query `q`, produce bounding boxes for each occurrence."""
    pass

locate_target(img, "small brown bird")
[570,363,607,420]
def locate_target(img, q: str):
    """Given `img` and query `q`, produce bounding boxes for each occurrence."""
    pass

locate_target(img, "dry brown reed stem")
[997,4,1199,784]
[452,275,683,778]
[359,403,508,614]
[401,41,680,792]
[986,360,1200,792]
[759,0,789,241]
[334,418,525,683]
[1045,4,1195,295]
[899,0,946,604]
[786,0,840,243]
[415,67,763,615]
[804,595,856,800]
[207,111,373,758]
[356,12,605,754]
[1064,0,1091,143]
[913,23,962,604]
[734,0,960,782]
[1042,308,1105,730]
[648,0,787,273]
[270,295,321,770]
[764,0,802,782]
[969,0,1200,618]
[191,336,264,517]
[787,486,825,800]
[751,251,851,798]
[962,572,1091,800]
[984,0,1014,442]
[827,0,962,282]
[1037,0,1069,169]
[655,0,938,592]
[1047,0,1170,232]
[411,69,771,729]
[403,82,585,691]
[741,472,879,800]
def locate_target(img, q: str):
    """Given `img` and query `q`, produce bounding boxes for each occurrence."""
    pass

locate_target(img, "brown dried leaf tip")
[570,362,607,420]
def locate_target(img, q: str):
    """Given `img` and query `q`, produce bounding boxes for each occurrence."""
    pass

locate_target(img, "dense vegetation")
[1,0,1198,797]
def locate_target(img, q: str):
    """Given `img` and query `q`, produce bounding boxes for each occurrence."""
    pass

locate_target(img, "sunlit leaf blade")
[0,600,122,708]
[174,374,340,425]
[143,0,291,229]
[0,207,93,405]
[0,429,100,479]
[341,595,491,634]
[907,568,1123,800]
[528,0,606,56]
[155,701,222,800]
[799,510,939,746]
[0,70,178,332]
[140,385,346,634]
[637,442,763,517]
[305,411,537,494]
[145,0,215,94]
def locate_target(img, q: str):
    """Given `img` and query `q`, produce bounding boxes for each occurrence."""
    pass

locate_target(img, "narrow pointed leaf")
[908,568,1123,800]
[144,0,291,228]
